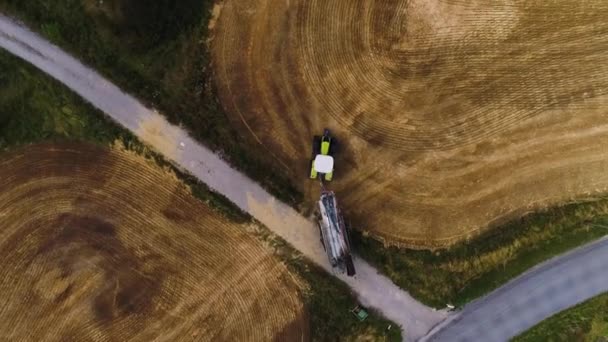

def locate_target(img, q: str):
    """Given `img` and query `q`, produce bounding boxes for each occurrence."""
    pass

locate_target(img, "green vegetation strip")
[0,0,302,207]
[354,203,608,308]
[514,292,608,342]
[0,48,399,341]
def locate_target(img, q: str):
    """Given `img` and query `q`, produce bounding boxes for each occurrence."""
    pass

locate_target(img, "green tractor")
[310,129,335,182]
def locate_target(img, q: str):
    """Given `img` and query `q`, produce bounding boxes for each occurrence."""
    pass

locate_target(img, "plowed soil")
[212,0,608,247]
[0,143,307,341]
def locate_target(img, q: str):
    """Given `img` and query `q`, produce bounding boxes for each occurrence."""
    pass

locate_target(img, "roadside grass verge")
[0,48,398,341]
[513,292,608,342]
[0,0,302,207]
[353,201,608,308]
[0,48,128,148]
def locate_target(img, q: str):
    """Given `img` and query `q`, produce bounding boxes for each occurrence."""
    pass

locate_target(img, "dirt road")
[0,13,447,340]
[212,0,608,248]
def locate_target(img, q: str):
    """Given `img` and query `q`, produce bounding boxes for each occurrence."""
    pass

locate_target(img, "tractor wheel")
[309,159,317,179]
[345,254,356,276]
[328,138,337,155]
[312,135,321,156]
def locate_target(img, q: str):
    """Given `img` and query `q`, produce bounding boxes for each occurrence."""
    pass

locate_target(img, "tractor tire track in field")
[0,143,306,341]
[0,13,447,341]
[211,0,608,247]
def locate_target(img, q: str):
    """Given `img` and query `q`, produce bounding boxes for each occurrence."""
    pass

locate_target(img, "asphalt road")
[423,236,608,341]
[0,13,447,341]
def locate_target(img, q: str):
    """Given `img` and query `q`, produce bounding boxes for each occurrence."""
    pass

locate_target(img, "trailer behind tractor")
[310,129,355,276]
[317,189,356,276]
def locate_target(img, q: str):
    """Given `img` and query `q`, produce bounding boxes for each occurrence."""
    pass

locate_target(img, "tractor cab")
[310,129,335,181]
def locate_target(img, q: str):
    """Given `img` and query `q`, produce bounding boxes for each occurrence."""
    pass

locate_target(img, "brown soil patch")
[0,143,307,341]
[135,115,182,161]
[211,0,608,247]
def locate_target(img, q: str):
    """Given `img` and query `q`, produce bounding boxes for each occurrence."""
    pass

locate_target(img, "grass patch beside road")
[0,49,128,149]
[0,48,398,342]
[514,292,608,342]
[291,258,401,341]
[0,0,302,207]
[353,200,608,308]
[0,47,247,222]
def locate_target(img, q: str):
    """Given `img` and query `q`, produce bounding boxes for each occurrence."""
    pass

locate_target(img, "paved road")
[0,13,448,341]
[422,236,608,342]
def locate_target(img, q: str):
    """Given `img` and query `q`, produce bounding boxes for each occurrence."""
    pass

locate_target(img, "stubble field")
[212,0,608,247]
[0,143,307,341]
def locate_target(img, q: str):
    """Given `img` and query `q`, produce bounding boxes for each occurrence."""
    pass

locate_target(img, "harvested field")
[0,143,307,341]
[212,0,608,247]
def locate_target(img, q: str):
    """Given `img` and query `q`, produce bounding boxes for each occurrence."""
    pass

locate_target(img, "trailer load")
[317,190,356,276]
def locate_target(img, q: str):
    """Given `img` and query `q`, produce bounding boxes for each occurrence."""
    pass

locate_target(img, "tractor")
[308,129,355,276]
[310,129,335,182]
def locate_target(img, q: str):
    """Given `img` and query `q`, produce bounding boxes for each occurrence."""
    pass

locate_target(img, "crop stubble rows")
[212,0,608,247]
[0,143,306,341]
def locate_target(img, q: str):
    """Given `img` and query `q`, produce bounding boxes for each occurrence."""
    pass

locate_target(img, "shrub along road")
[3,12,608,342]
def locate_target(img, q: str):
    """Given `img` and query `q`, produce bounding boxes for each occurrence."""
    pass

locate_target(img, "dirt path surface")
[0,143,306,341]
[211,0,608,248]
[0,14,447,340]
[422,236,608,342]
